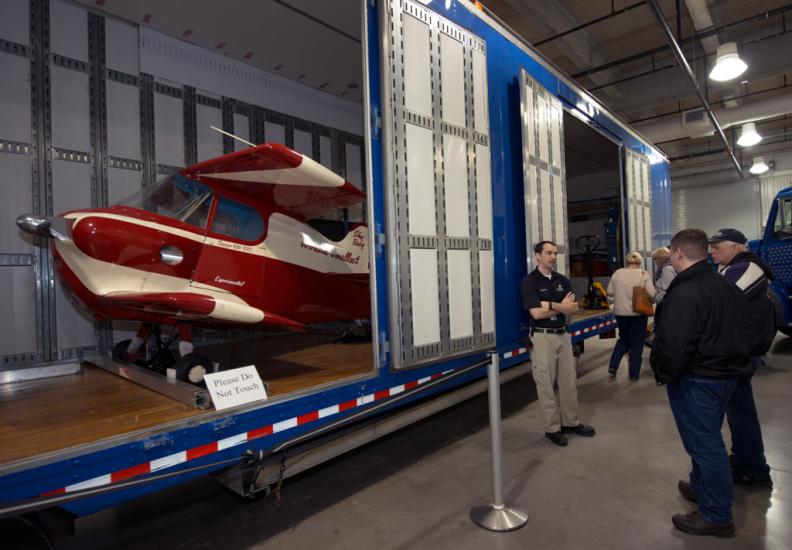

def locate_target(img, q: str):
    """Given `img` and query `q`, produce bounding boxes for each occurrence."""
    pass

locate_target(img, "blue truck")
[750,187,792,335]
[0,0,671,543]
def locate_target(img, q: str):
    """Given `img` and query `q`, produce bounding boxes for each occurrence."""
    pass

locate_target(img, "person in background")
[651,246,676,305]
[650,228,753,538]
[521,241,596,447]
[606,252,656,380]
[709,228,774,489]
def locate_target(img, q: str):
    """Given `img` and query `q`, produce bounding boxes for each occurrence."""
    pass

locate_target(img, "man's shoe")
[607,367,617,378]
[677,480,697,503]
[561,424,596,437]
[671,511,735,538]
[733,468,773,489]
[545,431,568,446]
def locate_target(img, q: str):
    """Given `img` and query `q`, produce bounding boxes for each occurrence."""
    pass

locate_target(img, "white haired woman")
[651,246,676,305]
[606,252,656,380]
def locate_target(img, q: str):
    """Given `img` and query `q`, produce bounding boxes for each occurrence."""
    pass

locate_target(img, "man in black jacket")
[650,229,753,538]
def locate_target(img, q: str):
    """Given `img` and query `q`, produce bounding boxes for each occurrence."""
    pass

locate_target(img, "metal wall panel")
[264,121,285,145]
[49,0,88,62]
[409,249,440,346]
[672,181,760,240]
[444,134,469,237]
[0,266,37,356]
[439,33,465,128]
[447,250,473,339]
[105,18,139,74]
[319,135,332,168]
[472,49,488,134]
[0,0,29,45]
[294,129,313,156]
[0,153,34,254]
[55,277,95,351]
[345,141,363,189]
[196,104,223,162]
[475,143,492,240]
[232,113,249,151]
[0,53,32,143]
[51,159,90,219]
[106,80,141,159]
[402,13,432,117]
[50,66,90,152]
[479,250,494,334]
[405,124,436,236]
[154,92,185,167]
[107,167,142,205]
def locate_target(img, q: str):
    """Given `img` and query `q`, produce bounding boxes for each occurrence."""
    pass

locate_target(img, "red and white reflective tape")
[502,347,528,359]
[41,369,455,497]
[570,319,617,337]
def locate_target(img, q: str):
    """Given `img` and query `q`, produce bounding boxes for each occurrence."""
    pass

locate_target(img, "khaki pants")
[531,332,579,433]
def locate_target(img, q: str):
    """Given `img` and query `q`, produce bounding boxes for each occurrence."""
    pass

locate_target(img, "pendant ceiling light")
[736,122,762,147]
[709,42,748,82]
[749,156,769,175]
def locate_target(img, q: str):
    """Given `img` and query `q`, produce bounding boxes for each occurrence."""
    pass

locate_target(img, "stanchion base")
[470,503,528,531]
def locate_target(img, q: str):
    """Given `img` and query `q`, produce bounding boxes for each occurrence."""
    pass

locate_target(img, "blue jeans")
[726,369,770,478]
[667,375,738,525]
[609,315,647,378]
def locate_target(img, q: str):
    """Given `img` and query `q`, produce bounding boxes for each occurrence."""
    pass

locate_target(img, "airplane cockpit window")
[118,175,213,229]
[211,197,265,242]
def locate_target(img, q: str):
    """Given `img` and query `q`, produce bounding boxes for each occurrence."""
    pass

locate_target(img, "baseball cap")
[709,228,747,245]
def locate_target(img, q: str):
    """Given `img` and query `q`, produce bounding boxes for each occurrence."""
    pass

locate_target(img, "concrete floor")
[58,336,792,550]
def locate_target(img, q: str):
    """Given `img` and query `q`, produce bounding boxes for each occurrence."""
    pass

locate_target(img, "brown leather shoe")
[677,480,697,503]
[672,511,735,538]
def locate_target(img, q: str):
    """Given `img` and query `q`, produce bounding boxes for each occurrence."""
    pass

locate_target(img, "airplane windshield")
[117,175,213,228]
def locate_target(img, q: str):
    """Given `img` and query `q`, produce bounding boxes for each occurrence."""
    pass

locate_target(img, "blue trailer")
[750,186,792,335]
[0,0,671,536]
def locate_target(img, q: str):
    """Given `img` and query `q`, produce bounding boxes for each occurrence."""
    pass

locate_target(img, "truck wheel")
[111,339,131,361]
[174,353,213,385]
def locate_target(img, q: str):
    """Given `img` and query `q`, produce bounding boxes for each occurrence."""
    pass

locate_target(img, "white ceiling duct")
[634,93,792,144]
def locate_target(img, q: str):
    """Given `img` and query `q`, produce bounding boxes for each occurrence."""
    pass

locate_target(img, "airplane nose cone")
[16,213,52,238]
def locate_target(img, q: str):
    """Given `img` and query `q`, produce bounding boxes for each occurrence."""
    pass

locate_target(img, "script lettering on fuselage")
[214,276,246,287]
[299,241,361,266]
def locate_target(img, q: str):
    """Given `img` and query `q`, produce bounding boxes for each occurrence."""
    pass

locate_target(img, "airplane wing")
[101,292,305,332]
[182,143,365,220]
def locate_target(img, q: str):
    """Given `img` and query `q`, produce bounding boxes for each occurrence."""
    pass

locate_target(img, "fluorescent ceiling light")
[736,122,762,147]
[709,42,748,82]
[749,156,769,175]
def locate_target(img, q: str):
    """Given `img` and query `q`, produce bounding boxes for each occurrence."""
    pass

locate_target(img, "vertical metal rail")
[30,0,56,361]
[646,0,742,176]
[470,353,528,531]
[88,12,112,353]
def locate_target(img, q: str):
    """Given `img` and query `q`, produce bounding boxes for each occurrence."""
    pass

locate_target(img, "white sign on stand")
[204,366,268,411]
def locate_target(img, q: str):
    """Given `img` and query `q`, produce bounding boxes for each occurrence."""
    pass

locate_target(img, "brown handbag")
[632,271,654,316]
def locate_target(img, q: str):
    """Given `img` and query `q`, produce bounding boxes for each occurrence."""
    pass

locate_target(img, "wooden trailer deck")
[0,337,373,467]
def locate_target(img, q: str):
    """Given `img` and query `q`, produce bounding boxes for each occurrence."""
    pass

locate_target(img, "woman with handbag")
[606,252,657,380]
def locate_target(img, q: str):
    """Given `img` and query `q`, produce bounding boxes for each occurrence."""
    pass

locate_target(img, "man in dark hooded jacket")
[650,229,754,538]
[710,228,775,489]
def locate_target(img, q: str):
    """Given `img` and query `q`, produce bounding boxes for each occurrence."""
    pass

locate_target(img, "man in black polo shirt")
[521,240,596,446]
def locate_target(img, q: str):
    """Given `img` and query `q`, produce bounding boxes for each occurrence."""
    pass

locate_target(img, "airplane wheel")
[174,353,212,385]
[111,340,131,361]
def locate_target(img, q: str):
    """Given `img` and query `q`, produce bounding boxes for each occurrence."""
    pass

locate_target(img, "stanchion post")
[470,351,528,531]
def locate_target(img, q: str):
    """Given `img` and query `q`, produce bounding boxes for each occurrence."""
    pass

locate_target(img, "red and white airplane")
[17,143,370,383]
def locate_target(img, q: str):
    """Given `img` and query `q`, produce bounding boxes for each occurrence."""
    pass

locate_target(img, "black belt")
[532,327,567,334]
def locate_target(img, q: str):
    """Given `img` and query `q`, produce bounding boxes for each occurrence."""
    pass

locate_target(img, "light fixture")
[709,42,748,82]
[749,156,769,175]
[736,122,762,147]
